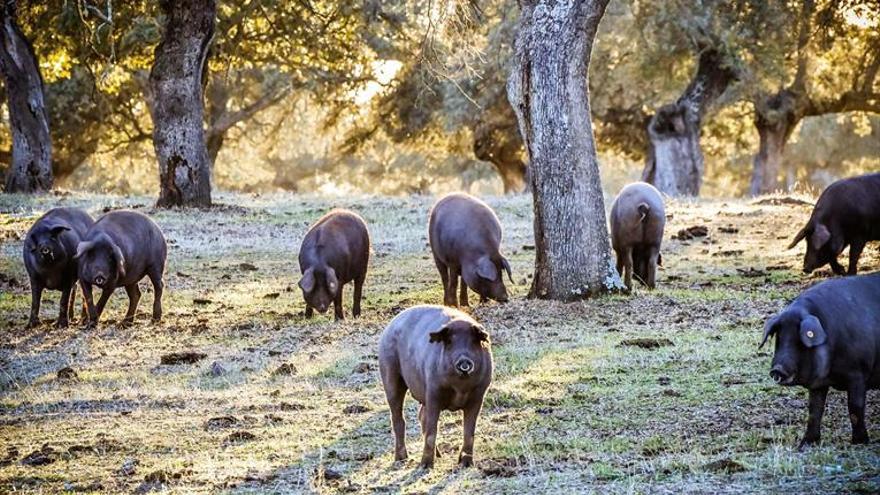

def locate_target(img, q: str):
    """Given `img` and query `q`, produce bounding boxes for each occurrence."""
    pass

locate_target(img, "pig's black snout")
[770,365,792,385]
[94,274,107,286]
[455,357,475,376]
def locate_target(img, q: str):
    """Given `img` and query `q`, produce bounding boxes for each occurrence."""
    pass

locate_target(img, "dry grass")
[1,191,879,494]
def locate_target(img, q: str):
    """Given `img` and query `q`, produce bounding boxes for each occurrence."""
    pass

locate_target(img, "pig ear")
[500,257,514,283]
[49,225,70,238]
[788,225,808,249]
[299,268,316,293]
[74,240,95,259]
[799,315,827,348]
[472,324,490,343]
[759,315,779,349]
[476,256,498,281]
[429,326,450,344]
[810,224,831,249]
[110,242,126,279]
[326,267,339,294]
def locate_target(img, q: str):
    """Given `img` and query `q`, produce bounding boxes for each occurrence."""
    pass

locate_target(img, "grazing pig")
[23,208,94,328]
[760,272,880,448]
[789,173,880,275]
[379,305,493,469]
[75,210,167,327]
[298,209,370,320]
[429,193,512,307]
[610,182,665,289]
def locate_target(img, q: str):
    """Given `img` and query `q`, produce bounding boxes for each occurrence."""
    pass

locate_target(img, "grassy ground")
[1,191,879,494]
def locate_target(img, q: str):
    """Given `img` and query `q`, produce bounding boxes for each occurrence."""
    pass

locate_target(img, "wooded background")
[0,0,878,199]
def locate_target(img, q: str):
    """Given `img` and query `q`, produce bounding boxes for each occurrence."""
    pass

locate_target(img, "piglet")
[789,172,880,275]
[379,305,493,469]
[429,193,512,306]
[610,182,665,289]
[761,272,880,448]
[298,209,370,320]
[23,208,94,328]
[76,210,167,327]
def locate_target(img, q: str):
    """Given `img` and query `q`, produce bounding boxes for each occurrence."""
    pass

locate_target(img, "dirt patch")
[160,352,207,365]
[752,197,812,206]
[672,225,709,240]
[617,338,674,349]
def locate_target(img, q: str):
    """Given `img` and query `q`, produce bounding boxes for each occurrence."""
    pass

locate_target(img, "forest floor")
[1,191,879,494]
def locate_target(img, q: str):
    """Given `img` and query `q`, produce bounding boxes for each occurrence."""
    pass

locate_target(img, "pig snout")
[94,273,107,286]
[769,364,794,385]
[455,356,475,376]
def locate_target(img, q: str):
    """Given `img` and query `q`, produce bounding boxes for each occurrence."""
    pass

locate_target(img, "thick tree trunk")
[750,90,799,196]
[0,0,52,193]
[148,0,216,208]
[508,0,622,301]
[642,48,737,197]
[473,98,527,194]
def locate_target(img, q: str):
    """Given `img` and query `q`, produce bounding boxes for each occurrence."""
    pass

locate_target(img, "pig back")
[429,193,502,262]
[299,210,370,282]
[610,182,665,248]
[379,305,459,402]
[91,210,167,283]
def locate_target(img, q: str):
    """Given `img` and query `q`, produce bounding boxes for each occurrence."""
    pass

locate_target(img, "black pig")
[789,173,880,275]
[23,208,94,328]
[379,305,493,469]
[298,209,370,320]
[429,193,512,306]
[610,182,666,289]
[760,272,880,448]
[76,210,167,327]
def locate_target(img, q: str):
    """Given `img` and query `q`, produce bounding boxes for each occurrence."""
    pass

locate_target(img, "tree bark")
[0,0,52,193]
[642,47,737,197]
[472,95,527,194]
[749,90,799,195]
[508,0,623,301]
[148,0,216,208]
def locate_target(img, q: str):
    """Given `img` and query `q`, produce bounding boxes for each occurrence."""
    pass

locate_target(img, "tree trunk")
[508,0,622,301]
[148,0,216,208]
[642,48,737,197]
[473,92,528,194]
[0,0,52,193]
[750,90,799,196]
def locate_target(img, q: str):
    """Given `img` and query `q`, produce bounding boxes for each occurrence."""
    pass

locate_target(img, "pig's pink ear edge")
[429,326,450,343]
[299,268,316,293]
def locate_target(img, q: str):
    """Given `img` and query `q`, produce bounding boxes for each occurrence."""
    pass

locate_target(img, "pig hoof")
[26,319,39,329]
[54,320,69,329]
[458,453,473,467]
[418,458,434,470]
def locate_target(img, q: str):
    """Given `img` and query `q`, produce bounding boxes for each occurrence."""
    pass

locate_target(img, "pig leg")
[56,283,73,328]
[419,397,441,469]
[148,268,164,322]
[434,257,453,306]
[81,282,96,326]
[122,284,141,325]
[459,389,487,467]
[459,279,469,307]
[829,258,846,276]
[27,279,43,328]
[333,285,344,321]
[352,275,364,318]
[380,365,408,461]
[645,246,660,289]
[305,305,314,318]
[447,267,460,307]
[847,239,865,276]
[799,386,828,450]
[622,247,633,290]
[93,287,114,324]
[847,378,869,444]
[418,405,441,458]
[67,283,78,323]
